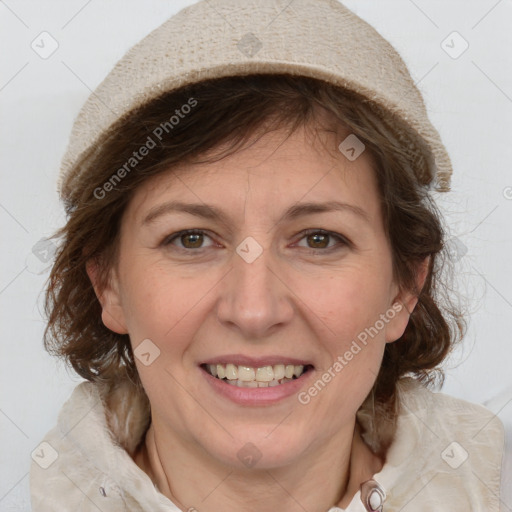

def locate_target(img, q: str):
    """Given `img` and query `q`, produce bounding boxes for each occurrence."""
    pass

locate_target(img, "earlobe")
[85,259,128,335]
[385,256,430,343]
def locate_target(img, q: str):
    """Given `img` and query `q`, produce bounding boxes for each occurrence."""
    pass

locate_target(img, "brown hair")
[44,74,465,455]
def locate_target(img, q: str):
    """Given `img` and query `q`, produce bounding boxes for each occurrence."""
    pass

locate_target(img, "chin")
[199,424,309,470]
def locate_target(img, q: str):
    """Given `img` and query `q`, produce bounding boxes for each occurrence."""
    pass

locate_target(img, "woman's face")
[95,120,419,469]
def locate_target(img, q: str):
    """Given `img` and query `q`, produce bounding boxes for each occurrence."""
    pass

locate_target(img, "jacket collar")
[46,377,504,511]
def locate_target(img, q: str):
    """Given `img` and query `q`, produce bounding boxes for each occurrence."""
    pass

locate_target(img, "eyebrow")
[142,200,370,226]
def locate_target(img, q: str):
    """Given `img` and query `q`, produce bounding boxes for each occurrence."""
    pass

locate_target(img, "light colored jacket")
[30,379,509,511]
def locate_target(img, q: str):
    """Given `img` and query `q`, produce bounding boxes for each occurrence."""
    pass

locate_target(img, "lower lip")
[200,367,314,406]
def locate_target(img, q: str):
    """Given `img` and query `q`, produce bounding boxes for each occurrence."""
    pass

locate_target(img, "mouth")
[200,362,314,388]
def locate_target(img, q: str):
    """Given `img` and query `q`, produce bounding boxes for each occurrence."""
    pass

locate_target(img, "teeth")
[223,377,294,387]
[237,366,255,381]
[229,379,262,388]
[273,364,285,380]
[284,365,295,378]
[255,366,274,382]
[204,363,308,386]
[225,363,238,380]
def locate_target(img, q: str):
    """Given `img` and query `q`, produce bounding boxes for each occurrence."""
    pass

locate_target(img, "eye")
[295,229,349,251]
[161,228,350,252]
[163,229,215,250]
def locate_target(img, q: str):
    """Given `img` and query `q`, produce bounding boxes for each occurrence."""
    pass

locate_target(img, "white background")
[1,0,511,509]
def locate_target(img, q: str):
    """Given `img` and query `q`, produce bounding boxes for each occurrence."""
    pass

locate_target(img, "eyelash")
[162,228,350,253]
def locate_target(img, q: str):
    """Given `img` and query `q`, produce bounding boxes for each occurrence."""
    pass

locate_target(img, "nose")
[215,241,295,340]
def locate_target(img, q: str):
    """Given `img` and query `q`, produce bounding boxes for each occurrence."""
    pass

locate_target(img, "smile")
[201,363,314,388]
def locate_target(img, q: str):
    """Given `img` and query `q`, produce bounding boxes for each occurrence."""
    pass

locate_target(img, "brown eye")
[180,232,203,248]
[306,232,330,249]
[164,230,214,250]
[296,229,349,251]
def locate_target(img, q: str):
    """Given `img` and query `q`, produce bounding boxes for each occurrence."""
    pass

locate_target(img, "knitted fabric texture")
[57,0,453,205]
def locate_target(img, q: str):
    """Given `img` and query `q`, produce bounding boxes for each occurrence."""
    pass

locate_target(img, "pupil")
[183,233,202,248]
[180,233,328,249]
[308,233,328,248]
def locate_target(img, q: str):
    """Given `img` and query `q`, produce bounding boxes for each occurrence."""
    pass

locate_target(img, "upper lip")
[200,354,314,367]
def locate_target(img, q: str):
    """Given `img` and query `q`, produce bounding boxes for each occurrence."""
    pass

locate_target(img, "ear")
[385,255,430,343]
[86,258,128,335]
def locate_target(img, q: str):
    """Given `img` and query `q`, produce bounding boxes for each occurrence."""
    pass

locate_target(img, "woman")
[29,0,508,510]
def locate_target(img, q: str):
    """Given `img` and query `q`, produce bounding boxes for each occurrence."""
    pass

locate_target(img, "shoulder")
[483,386,512,511]
[29,382,128,512]
[501,422,512,511]
[397,377,505,442]
[378,378,505,511]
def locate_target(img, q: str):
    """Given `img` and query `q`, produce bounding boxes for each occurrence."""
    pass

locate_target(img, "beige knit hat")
[57,0,453,203]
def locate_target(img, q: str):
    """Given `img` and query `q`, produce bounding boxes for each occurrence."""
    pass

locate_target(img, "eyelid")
[162,229,217,249]
[294,228,351,250]
[162,228,351,252]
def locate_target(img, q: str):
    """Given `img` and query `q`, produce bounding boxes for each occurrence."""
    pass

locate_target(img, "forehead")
[126,119,380,224]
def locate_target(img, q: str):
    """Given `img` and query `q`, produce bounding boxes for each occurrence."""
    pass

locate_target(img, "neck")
[133,419,383,512]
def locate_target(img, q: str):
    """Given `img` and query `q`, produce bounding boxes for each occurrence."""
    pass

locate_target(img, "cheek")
[299,271,392,417]
[296,265,394,348]
[119,263,207,403]
[118,256,223,365]
[118,259,192,344]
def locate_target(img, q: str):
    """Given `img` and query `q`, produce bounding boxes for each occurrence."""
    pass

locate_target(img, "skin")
[88,116,428,512]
